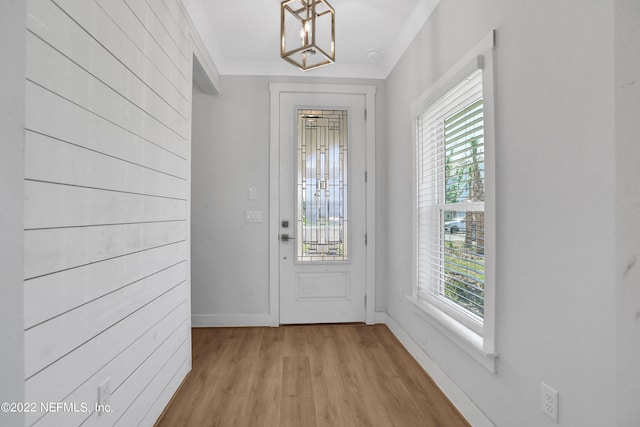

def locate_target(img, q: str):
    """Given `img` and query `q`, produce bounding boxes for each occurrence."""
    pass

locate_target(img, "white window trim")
[411,30,497,373]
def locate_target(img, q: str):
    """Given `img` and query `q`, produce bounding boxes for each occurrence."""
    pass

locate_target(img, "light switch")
[245,210,263,223]
[248,186,258,200]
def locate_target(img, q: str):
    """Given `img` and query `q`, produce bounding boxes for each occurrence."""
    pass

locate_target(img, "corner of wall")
[0,1,26,425]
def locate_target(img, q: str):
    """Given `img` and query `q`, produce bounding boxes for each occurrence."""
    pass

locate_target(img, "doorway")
[269,84,376,325]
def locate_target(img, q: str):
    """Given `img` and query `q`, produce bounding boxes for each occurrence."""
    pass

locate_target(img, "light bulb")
[300,19,312,46]
[300,20,312,38]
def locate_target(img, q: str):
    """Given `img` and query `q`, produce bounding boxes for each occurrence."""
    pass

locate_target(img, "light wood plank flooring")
[155,324,469,427]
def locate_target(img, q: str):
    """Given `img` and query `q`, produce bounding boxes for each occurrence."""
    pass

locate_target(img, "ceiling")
[183,0,440,79]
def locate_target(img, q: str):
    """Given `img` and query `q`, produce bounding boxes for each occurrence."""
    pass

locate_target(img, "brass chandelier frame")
[281,0,335,71]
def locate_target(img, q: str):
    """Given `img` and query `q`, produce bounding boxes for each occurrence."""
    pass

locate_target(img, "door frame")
[269,83,376,326]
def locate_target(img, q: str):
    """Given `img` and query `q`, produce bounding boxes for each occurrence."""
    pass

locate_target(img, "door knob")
[280,234,295,241]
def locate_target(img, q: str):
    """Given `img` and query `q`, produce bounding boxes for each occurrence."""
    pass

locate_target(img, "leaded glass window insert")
[296,109,348,262]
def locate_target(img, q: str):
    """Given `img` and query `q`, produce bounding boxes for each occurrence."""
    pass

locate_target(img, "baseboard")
[383,313,494,427]
[192,312,385,327]
[191,313,274,327]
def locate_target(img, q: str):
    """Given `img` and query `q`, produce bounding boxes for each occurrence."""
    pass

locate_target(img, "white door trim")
[269,83,376,326]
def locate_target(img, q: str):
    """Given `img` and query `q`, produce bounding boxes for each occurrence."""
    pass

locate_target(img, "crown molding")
[182,0,440,80]
[382,0,440,77]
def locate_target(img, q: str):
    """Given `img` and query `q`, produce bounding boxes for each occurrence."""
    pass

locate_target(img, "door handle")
[280,234,295,241]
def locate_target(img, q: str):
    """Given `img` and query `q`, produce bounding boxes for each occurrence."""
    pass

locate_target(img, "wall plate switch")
[541,382,558,422]
[245,210,263,223]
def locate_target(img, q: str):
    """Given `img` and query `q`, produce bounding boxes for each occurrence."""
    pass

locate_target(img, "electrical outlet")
[541,382,558,422]
[97,378,111,416]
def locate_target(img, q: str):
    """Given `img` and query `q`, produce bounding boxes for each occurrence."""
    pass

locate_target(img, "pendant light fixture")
[281,0,335,71]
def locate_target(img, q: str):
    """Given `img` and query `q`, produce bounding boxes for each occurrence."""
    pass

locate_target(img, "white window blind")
[416,69,486,333]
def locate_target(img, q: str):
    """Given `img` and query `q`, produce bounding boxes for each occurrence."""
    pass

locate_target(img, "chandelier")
[280,0,335,71]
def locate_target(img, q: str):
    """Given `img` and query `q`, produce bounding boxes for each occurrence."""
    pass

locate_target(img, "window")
[412,33,496,371]
[296,109,349,262]
[417,69,485,332]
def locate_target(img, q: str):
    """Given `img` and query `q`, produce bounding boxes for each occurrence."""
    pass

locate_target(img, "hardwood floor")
[155,324,469,427]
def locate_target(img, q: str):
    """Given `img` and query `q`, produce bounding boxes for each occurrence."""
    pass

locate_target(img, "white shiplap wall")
[23,0,211,425]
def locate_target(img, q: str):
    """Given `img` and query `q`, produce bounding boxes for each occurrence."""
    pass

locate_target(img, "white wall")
[191,75,387,325]
[615,1,640,425]
[191,77,271,325]
[383,0,618,425]
[0,1,26,426]
[21,0,206,424]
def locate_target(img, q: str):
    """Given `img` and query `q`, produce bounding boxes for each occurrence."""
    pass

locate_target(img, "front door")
[278,92,366,324]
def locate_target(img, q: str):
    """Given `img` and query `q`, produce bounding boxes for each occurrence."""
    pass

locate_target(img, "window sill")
[408,296,497,373]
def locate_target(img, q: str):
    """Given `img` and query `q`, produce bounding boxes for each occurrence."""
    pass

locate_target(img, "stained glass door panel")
[296,109,348,262]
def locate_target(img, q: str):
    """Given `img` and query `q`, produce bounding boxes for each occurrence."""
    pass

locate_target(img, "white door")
[278,92,367,324]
